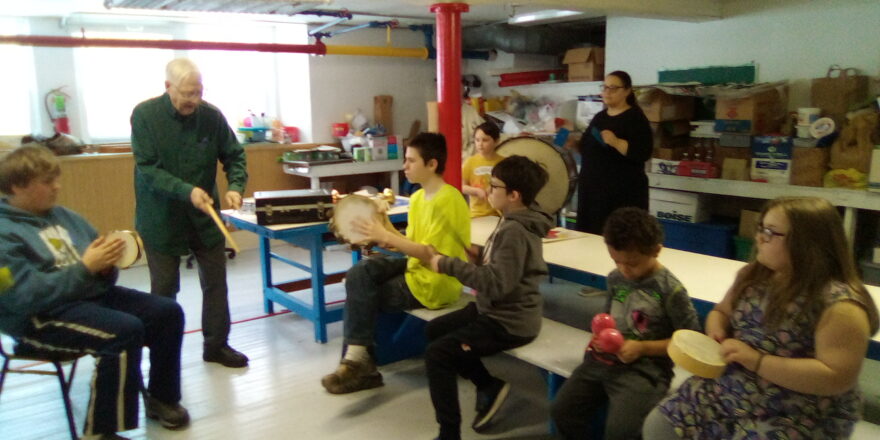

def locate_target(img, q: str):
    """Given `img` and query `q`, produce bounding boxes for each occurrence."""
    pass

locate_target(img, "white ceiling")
[2,0,723,25]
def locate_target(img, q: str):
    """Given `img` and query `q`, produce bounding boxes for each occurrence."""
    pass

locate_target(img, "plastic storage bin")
[861,260,880,287]
[660,219,736,259]
[732,236,754,262]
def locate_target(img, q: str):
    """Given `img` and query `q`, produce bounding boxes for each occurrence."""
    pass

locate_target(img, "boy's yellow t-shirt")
[462,154,503,218]
[405,184,471,309]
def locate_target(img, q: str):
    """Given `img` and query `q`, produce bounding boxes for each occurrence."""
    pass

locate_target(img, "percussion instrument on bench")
[668,329,727,378]
[106,230,144,269]
[495,136,578,215]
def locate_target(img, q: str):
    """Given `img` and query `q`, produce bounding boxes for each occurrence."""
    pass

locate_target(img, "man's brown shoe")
[144,393,191,430]
[321,359,383,394]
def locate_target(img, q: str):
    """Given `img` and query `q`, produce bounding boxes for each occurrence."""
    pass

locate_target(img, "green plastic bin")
[733,236,754,262]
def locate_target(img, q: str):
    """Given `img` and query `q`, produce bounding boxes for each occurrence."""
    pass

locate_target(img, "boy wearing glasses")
[424,155,553,440]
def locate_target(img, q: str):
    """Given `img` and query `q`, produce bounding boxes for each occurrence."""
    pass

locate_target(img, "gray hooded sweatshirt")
[438,207,554,337]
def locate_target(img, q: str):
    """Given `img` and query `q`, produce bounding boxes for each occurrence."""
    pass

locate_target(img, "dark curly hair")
[603,207,664,255]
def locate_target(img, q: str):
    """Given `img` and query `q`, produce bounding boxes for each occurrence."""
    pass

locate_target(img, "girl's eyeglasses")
[755,225,786,241]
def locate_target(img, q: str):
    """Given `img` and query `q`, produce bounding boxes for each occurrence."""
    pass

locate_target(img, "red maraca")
[591,313,616,335]
[593,328,625,354]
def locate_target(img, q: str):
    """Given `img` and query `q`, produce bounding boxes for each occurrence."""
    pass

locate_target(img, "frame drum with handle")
[329,194,397,249]
[667,329,727,379]
[495,136,578,215]
[106,230,144,269]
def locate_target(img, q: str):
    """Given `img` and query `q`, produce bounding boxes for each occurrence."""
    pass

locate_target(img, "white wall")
[308,28,437,143]
[606,0,880,108]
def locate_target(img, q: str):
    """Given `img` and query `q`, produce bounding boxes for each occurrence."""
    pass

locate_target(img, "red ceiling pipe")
[0,35,327,55]
[430,2,468,190]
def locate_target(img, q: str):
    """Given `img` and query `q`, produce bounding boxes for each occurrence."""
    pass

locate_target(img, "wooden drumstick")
[208,207,241,253]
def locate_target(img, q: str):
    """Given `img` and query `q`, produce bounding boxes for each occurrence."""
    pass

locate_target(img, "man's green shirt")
[130,93,247,255]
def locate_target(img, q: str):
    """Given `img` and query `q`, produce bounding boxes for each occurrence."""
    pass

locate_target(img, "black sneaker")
[203,345,249,368]
[471,378,510,432]
[144,393,190,430]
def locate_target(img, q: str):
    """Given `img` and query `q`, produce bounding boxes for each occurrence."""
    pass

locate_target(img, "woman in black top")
[576,70,653,234]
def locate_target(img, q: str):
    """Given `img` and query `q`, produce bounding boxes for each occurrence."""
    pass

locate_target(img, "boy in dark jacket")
[425,155,552,440]
[0,145,189,440]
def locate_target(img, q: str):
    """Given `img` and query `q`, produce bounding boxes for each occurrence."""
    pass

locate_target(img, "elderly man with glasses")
[130,58,249,368]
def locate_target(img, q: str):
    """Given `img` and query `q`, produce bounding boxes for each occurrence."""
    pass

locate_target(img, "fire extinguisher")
[45,87,71,134]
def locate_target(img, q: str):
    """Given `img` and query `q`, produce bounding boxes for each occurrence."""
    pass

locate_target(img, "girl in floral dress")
[643,197,879,439]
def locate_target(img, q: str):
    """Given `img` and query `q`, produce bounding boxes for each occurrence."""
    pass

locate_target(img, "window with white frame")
[185,23,280,129]
[72,30,173,142]
[0,18,37,136]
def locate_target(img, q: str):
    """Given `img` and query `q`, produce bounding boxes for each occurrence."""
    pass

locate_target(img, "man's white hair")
[166,58,201,85]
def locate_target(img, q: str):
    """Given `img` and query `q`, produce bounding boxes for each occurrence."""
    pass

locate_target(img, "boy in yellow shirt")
[462,122,503,217]
[322,132,471,394]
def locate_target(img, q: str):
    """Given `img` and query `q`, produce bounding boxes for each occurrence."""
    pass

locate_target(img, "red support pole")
[430,3,468,189]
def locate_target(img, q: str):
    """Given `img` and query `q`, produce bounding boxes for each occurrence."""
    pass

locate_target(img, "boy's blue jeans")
[343,256,422,347]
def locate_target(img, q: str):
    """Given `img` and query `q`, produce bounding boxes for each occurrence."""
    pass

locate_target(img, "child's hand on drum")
[351,216,388,247]
[720,338,761,371]
[82,236,125,274]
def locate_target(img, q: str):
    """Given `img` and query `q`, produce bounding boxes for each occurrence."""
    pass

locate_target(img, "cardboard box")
[791,146,829,187]
[653,146,687,160]
[715,87,786,134]
[649,188,709,223]
[563,47,605,82]
[751,158,791,184]
[738,209,761,238]
[651,121,690,150]
[639,88,695,122]
[651,158,680,175]
[751,135,793,160]
[719,133,751,148]
[722,158,750,180]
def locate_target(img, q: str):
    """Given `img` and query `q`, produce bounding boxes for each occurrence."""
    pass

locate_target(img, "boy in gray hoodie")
[425,155,553,440]
[0,145,189,440]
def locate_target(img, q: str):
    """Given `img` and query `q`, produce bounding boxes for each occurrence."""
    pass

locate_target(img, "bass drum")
[495,136,578,215]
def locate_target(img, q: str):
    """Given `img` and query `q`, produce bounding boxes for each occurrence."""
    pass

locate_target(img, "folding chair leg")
[0,358,10,394]
[54,361,79,440]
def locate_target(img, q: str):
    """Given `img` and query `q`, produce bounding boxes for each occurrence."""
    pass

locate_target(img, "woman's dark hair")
[607,70,637,107]
[474,121,500,141]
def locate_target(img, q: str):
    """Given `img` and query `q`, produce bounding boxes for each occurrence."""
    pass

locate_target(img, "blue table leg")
[260,236,274,314]
[546,371,565,435]
[311,233,328,343]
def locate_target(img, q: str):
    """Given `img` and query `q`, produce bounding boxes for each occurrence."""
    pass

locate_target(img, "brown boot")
[321,359,384,394]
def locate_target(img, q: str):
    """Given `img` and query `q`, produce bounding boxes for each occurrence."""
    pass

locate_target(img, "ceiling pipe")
[0,34,433,59]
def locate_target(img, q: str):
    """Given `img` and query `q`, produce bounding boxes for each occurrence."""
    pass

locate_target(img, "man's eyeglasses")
[174,85,203,100]
[755,224,786,241]
[488,183,507,192]
[600,84,625,92]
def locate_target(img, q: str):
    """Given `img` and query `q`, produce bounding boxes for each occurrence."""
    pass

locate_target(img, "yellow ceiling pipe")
[324,44,429,59]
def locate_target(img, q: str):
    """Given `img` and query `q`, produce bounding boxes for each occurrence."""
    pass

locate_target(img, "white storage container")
[649,188,709,223]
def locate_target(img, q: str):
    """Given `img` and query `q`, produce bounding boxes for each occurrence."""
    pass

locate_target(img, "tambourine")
[106,230,144,269]
[328,194,398,249]
[667,329,726,379]
[495,136,578,215]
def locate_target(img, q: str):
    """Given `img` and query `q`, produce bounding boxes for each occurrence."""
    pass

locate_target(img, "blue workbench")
[223,198,409,343]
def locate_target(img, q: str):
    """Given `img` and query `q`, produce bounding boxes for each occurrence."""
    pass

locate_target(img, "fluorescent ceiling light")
[508,9,584,26]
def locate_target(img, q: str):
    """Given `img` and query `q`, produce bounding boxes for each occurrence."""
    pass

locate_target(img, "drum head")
[668,329,726,379]
[329,195,383,247]
[495,136,577,214]
[107,230,143,269]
